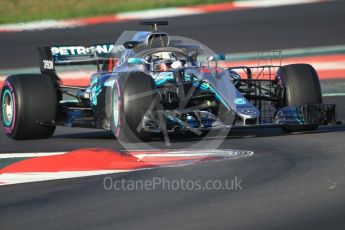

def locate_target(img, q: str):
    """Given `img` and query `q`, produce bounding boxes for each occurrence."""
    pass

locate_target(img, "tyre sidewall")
[1,80,18,137]
[276,64,322,132]
[1,75,57,139]
[110,72,156,142]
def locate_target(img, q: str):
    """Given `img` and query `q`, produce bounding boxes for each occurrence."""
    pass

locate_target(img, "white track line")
[323,93,345,97]
[234,0,327,7]
[0,170,134,185]
[132,149,254,161]
[0,152,67,158]
[117,8,202,20]
[0,149,254,185]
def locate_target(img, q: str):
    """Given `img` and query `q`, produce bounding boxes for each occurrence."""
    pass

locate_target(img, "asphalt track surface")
[1,1,345,230]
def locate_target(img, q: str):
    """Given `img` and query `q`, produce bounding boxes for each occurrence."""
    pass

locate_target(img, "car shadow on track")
[165,124,345,143]
[53,130,115,140]
[52,124,345,144]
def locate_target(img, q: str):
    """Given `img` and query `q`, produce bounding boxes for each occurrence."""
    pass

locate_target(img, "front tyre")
[111,72,157,142]
[1,74,58,140]
[276,64,322,132]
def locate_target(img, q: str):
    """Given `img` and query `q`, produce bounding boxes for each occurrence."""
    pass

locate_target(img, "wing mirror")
[123,41,141,49]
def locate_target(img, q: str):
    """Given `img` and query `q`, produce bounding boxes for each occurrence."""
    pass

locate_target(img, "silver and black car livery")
[0,21,336,141]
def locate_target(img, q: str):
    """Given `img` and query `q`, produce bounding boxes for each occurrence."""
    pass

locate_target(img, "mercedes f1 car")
[0,21,336,141]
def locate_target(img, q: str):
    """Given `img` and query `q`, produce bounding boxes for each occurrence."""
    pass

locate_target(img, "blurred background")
[0,0,230,23]
[0,0,344,96]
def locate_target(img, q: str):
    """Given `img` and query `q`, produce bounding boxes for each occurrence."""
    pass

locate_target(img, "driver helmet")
[152,52,182,71]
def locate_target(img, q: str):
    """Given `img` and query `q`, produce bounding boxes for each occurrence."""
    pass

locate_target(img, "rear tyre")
[1,74,58,140]
[111,72,157,142]
[276,64,322,132]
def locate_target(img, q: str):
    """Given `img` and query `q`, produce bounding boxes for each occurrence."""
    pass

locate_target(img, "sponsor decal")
[234,97,247,105]
[240,108,259,115]
[51,44,124,56]
[43,60,54,70]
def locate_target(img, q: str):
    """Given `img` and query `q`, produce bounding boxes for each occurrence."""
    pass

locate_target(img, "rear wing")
[37,44,119,75]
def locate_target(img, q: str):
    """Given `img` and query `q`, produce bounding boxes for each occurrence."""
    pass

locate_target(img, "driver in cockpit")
[147,51,184,86]
[150,51,183,72]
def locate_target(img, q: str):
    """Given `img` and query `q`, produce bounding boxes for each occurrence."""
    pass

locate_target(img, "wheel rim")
[113,88,119,127]
[2,89,14,126]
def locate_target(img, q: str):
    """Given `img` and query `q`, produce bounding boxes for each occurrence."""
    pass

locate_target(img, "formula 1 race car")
[0,21,336,142]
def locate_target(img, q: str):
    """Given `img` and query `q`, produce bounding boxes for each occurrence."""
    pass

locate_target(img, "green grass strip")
[0,0,232,24]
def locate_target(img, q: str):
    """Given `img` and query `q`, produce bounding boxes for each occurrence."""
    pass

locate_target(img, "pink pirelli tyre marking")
[1,81,16,133]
